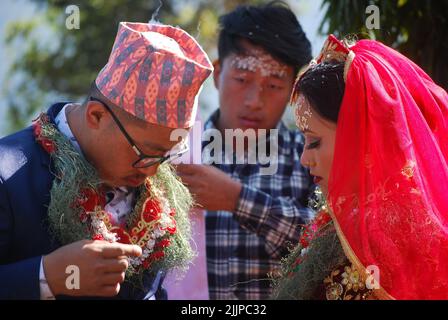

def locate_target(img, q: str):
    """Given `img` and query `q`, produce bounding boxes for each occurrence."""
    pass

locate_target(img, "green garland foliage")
[271,189,347,300]
[38,115,194,285]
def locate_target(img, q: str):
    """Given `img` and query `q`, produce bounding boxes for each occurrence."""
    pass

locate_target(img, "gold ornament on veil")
[290,34,356,109]
[312,34,355,82]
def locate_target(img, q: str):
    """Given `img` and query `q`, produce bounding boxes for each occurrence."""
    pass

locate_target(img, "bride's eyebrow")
[302,128,316,134]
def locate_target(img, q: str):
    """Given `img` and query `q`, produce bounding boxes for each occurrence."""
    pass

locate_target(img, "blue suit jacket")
[0,103,166,299]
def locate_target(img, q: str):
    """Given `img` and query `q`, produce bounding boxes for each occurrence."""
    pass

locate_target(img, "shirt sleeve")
[233,183,315,258]
[39,257,56,300]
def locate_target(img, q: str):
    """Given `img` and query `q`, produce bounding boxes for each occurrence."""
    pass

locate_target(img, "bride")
[272,35,448,300]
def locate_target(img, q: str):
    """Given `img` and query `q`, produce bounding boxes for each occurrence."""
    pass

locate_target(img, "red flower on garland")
[33,118,56,154]
[75,188,105,213]
[142,251,165,269]
[79,211,88,223]
[155,239,171,249]
[92,234,104,241]
[293,210,332,270]
[298,210,331,249]
[33,120,42,136]
[143,198,162,222]
[161,216,177,235]
[166,225,177,235]
[112,227,132,244]
[142,260,150,269]
[151,251,165,260]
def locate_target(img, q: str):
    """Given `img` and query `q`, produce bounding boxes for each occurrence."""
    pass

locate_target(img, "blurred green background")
[0,0,446,137]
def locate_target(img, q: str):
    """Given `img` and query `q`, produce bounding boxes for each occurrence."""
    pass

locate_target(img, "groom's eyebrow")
[142,141,170,153]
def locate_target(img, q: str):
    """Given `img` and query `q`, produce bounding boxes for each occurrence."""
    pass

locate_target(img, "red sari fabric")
[328,38,448,299]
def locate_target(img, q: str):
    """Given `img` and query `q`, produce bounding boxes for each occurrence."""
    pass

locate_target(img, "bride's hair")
[297,62,345,123]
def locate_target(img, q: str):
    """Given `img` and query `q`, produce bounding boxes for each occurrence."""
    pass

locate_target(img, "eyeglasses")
[90,97,189,168]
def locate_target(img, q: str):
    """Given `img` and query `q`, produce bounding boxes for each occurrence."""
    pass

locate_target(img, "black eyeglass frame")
[90,97,188,168]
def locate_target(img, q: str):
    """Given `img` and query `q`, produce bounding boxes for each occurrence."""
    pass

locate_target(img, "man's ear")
[85,101,108,129]
[212,59,221,89]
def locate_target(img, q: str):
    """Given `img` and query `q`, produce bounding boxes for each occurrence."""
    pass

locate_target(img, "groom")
[0,22,212,299]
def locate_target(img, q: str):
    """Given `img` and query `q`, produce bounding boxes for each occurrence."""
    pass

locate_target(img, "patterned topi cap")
[95,22,213,128]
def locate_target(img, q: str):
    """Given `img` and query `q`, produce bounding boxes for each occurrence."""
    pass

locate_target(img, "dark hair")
[83,81,147,127]
[86,81,104,101]
[217,0,312,75]
[295,62,346,123]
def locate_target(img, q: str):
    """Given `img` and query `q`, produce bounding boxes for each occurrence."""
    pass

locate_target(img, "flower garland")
[288,209,332,276]
[75,185,177,271]
[33,112,194,278]
[271,188,347,299]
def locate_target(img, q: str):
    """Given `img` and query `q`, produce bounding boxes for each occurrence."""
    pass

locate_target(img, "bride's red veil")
[304,35,448,299]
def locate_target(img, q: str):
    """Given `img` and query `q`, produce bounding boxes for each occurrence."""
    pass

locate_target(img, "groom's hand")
[42,240,142,297]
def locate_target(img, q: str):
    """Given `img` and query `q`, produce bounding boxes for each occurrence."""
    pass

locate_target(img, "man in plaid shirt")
[177,1,314,299]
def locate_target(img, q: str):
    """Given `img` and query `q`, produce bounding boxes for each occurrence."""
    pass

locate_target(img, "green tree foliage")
[319,0,448,89]
[3,0,265,132]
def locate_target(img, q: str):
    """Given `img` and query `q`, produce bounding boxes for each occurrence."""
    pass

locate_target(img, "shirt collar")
[54,103,82,154]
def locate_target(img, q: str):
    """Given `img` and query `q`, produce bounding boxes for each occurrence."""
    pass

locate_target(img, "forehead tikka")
[230,49,288,78]
[295,94,313,132]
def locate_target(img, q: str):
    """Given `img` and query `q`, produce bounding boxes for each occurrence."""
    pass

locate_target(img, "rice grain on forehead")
[230,48,288,78]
